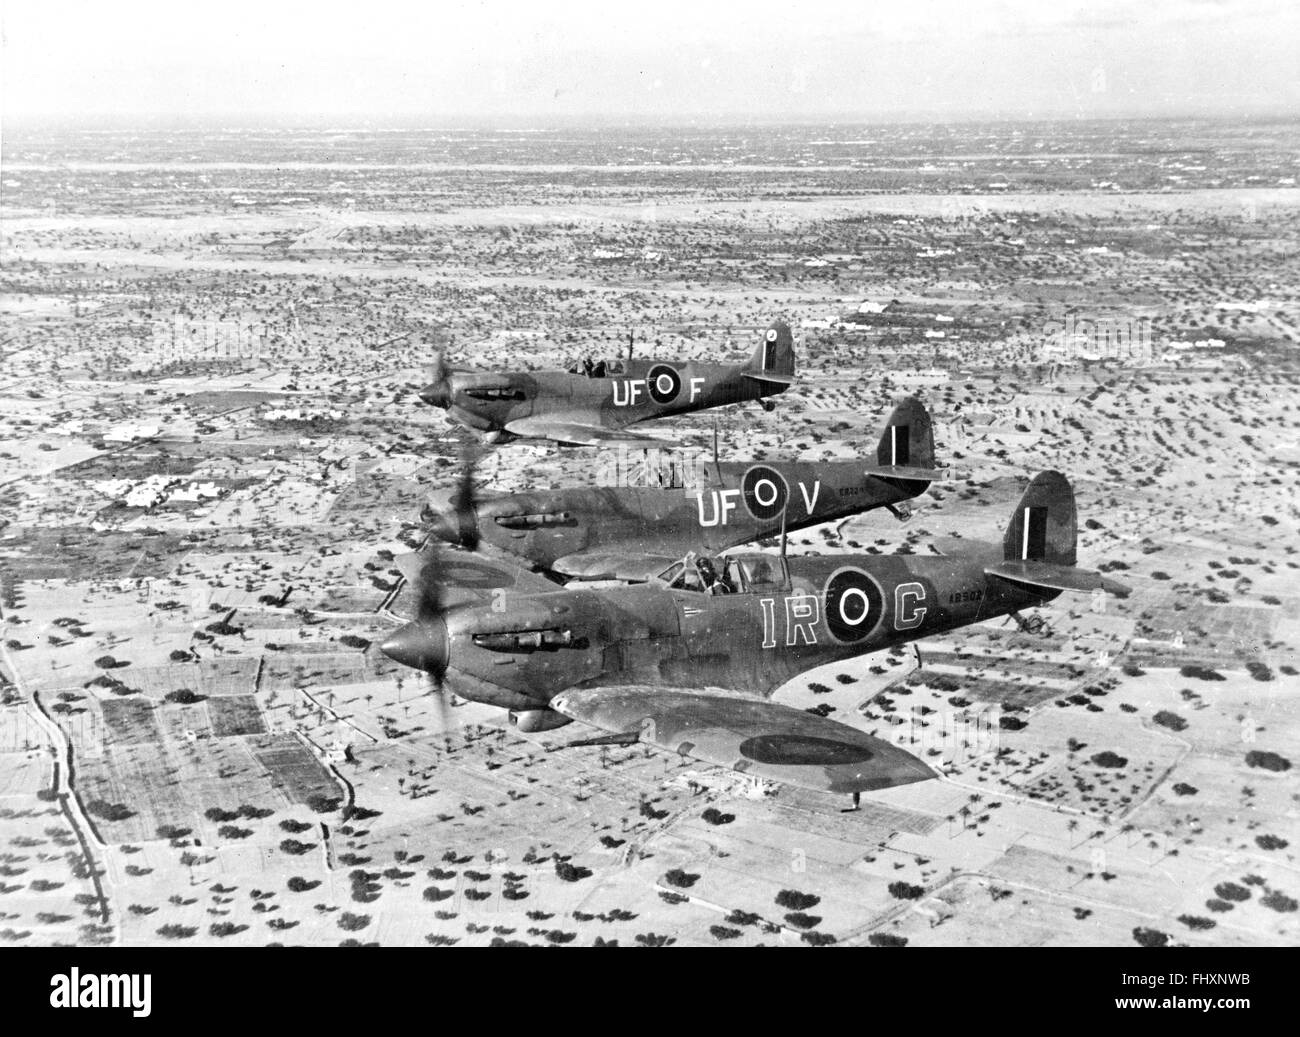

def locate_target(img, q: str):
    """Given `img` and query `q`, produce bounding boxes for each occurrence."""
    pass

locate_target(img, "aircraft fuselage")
[422,547,1052,712]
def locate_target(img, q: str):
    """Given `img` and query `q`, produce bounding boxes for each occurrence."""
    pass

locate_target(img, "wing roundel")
[550,687,936,794]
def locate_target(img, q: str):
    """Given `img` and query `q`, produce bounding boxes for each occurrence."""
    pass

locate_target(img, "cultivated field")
[1,119,1297,946]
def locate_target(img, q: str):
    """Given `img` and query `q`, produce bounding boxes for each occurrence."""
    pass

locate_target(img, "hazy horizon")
[4,0,1298,126]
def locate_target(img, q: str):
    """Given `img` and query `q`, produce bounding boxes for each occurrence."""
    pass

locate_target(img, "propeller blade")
[418,351,453,407]
[449,445,482,551]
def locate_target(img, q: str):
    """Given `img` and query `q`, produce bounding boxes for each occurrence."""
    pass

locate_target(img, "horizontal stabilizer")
[550,687,936,795]
[741,370,795,386]
[552,552,679,583]
[861,464,944,481]
[985,559,1130,598]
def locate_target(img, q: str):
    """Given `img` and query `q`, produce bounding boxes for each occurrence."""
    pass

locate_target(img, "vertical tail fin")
[876,396,935,470]
[861,397,942,480]
[1003,471,1077,566]
[985,470,1129,597]
[743,321,795,385]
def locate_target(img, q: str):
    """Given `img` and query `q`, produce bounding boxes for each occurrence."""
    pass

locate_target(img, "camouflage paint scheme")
[382,472,1128,796]
[419,321,796,446]
[426,397,940,580]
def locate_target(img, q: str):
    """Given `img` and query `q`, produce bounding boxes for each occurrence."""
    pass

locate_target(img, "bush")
[554,860,591,882]
[86,800,134,822]
[775,889,820,911]
[337,912,371,932]
[1132,927,1168,947]
[1152,710,1187,732]
[204,807,240,823]
[701,808,734,826]
[887,882,924,901]
[1260,891,1298,913]
[784,912,822,929]
[279,839,315,856]
[1214,882,1250,902]
[662,869,699,889]
[1090,751,1128,769]
[287,877,320,893]
[1245,751,1291,773]
[868,933,908,947]
[1256,834,1289,851]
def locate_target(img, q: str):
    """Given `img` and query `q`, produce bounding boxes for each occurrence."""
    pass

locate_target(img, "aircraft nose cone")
[380,617,448,676]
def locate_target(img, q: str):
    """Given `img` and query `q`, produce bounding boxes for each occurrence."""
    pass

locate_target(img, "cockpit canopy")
[566,358,628,378]
[655,552,789,595]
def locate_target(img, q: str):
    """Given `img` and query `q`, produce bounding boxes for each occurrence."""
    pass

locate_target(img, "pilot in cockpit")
[695,555,729,594]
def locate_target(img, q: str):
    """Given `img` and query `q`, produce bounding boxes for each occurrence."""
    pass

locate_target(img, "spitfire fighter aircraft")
[380,471,1128,804]
[425,397,943,581]
[417,321,796,447]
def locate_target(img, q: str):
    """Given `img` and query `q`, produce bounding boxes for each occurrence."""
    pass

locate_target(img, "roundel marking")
[646,363,681,405]
[824,566,886,644]
[765,328,778,342]
[738,733,873,766]
[741,465,789,522]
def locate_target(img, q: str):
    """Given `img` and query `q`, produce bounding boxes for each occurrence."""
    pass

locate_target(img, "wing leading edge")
[550,687,937,795]
[503,416,672,449]
[392,547,559,615]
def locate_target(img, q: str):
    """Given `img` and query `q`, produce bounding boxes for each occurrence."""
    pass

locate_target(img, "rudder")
[876,396,934,470]
[745,321,795,384]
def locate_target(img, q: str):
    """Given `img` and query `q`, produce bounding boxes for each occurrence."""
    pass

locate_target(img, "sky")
[2,0,1298,124]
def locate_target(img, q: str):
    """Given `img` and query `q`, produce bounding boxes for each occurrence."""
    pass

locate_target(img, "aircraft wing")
[391,547,559,615]
[503,415,673,449]
[549,687,936,795]
[551,551,679,582]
